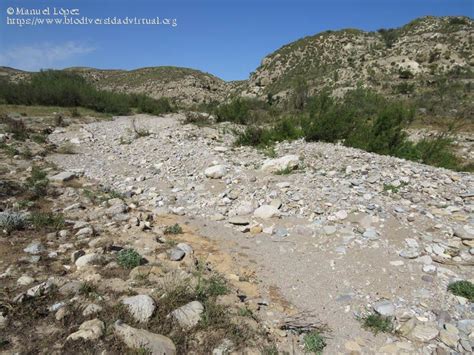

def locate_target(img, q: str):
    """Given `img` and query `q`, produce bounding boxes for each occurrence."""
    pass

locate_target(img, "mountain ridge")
[1,15,472,113]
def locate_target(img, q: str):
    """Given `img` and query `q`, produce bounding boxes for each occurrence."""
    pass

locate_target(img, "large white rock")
[75,253,102,268]
[67,319,105,341]
[170,301,203,328]
[204,165,227,179]
[122,295,156,323]
[409,324,439,342]
[114,321,176,354]
[50,171,76,182]
[254,205,280,219]
[261,155,299,173]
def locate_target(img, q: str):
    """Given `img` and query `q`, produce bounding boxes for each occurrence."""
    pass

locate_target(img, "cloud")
[0,41,95,71]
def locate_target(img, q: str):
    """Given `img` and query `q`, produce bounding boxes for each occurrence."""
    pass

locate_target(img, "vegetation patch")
[117,248,143,269]
[359,313,394,334]
[164,223,183,235]
[383,182,408,193]
[24,166,49,199]
[29,212,65,231]
[0,70,174,116]
[447,280,474,301]
[0,211,27,233]
[303,331,327,354]
[232,87,469,171]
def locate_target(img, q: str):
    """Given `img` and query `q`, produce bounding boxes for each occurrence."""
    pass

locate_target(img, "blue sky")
[0,0,472,80]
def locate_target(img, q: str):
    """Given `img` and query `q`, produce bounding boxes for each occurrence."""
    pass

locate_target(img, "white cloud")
[0,41,95,71]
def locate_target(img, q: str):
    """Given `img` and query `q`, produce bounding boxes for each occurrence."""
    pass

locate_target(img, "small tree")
[291,77,308,111]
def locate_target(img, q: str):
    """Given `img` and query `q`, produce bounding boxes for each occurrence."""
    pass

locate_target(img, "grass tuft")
[30,212,65,230]
[303,331,327,354]
[359,313,394,334]
[164,223,183,235]
[447,280,474,301]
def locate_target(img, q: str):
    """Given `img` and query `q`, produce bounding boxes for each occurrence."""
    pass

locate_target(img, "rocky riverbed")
[43,113,474,354]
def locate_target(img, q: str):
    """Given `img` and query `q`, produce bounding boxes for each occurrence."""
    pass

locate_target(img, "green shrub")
[30,212,64,230]
[25,166,49,198]
[377,28,399,48]
[215,98,252,124]
[360,313,394,334]
[0,143,19,157]
[303,331,327,354]
[0,70,172,116]
[0,211,27,232]
[31,134,47,144]
[448,17,468,26]
[235,116,303,148]
[215,98,272,125]
[196,274,229,300]
[447,280,474,301]
[399,69,414,79]
[164,223,183,235]
[393,82,415,95]
[117,248,142,269]
[410,137,460,170]
[131,95,173,115]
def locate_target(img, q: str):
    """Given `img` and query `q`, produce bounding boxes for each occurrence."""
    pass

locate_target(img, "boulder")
[122,295,156,323]
[114,321,176,354]
[170,301,203,328]
[261,155,299,173]
[67,319,105,341]
[254,205,280,219]
[204,165,227,179]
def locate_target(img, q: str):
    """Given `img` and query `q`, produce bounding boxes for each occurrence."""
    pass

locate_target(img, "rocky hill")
[241,16,473,116]
[66,66,231,105]
[2,16,472,114]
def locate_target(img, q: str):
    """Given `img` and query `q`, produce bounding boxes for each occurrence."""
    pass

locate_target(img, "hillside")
[1,16,472,115]
[0,66,231,106]
[241,16,473,119]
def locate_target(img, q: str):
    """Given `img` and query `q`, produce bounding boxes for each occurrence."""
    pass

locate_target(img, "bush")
[378,28,399,48]
[0,211,27,232]
[360,313,394,334]
[117,248,142,269]
[235,116,303,147]
[30,212,64,230]
[447,280,474,301]
[215,98,272,125]
[399,69,414,79]
[25,166,49,198]
[303,331,327,354]
[215,98,252,124]
[411,137,460,170]
[449,17,468,26]
[393,82,415,95]
[131,95,173,115]
[196,274,229,300]
[0,70,173,116]
[164,223,183,235]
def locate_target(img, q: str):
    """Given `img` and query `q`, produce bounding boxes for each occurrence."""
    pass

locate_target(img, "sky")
[0,0,472,81]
